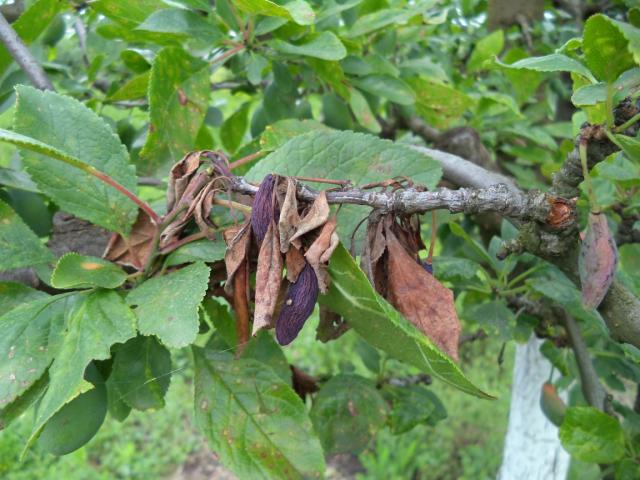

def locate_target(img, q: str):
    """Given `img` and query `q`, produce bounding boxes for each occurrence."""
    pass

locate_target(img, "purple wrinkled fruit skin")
[251,174,276,245]
[276,263,319,345]
[421,261,433,275]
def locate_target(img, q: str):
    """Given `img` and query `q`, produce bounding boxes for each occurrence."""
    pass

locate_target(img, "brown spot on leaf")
[80,262,104,270]
[178,88,188,106]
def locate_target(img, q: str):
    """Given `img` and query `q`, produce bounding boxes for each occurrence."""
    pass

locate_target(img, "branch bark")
[0,11,53,90]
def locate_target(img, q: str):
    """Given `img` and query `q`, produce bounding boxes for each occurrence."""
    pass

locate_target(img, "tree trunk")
[498,336,570,480]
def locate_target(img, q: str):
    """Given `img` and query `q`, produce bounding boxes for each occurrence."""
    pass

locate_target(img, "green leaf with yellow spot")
[51,253,127,289]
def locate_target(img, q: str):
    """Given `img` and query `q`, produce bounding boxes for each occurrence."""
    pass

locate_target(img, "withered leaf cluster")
[362,214,461,361]
[224,174,339,346]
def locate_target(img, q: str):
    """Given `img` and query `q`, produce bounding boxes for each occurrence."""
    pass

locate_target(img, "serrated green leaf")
[260,119,330,151]
[0,372,48,430]
[13,86,138,234]
[559,406,626,463]
[111,335,172,411]
[383,384,447,434]
[432,256,481,282]
[0,295,72,408]
[467,29,504,72]
[164,239,226,267]
[108,71,150,102]
[0,0,65,77]
[0,199,54,271]
[613,134,640,163]
[140,47,210,175]
[349,87,381,133]
[221,102,250,154]
[572,67,640,107]
[193,348,325,479]
[321,244,493,398]
[0,166,39,192]
[247,130,442,239]
[352,74,415,105]
[583,14,640,83]
[233,0,315,25]
[136,9,222,43]
[38,364,107,456]
[448,222,496,269]
[127,262,210,348]
[51,253,127,289]
[0,282,48,314]
[310,374,387,454]
[272,31,346,61]
[463,300,515,340]
[406,77,472,128]
[345,5,431,38]
[24,290,136,453]
[495,53,596,83]
[242,331,291,384]
[91,0,160,27]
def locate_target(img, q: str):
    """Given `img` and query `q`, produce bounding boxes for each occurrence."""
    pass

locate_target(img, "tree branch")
[563,312,607,411]
[228,176,556,223]
[0,12,52,90]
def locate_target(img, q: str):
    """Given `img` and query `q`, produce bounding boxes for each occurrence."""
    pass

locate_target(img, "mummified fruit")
[276,262,319,346]
[579,212,618,309]
[251,174,276,245]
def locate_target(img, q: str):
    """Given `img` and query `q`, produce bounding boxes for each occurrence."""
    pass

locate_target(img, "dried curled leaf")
[304,217,339,293]
[104,210,156,270]
[276,262,319,346]
[289,191,330,243]
[251,174,276,246]
[285,246,307,283]
[253,222,284,336]
[579,212,618,309]
[278,177,301,253]
[167,151,202,212]
[223,223,251,294]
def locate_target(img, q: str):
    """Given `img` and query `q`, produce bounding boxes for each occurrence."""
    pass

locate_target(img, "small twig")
[74,17,89,67]
[210,44,244,65]
[229,150,264,170]
[212,197,252,215]
[159,231,208,255]
[563,312,607,411]
[292,176,351,186]
[427,210,437,264]
[614,112,640,133]
[458,329,487,346]
[138,176,166,187]
[0,12,53,90]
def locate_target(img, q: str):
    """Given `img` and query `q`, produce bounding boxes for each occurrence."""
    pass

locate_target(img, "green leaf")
[221,102,251,154]
[345,5,432,38]
[51,253,127,289]
[407,77,472,128]
[383,384,447,434]
[136,9,222,43]
[140,47,210,175]
[572,67,640,106]
[0,282,48,314]
[107,71,150,102]
[193,347,325,479]
[432,256,481,282]
[0,199,54,271]
[321,244,493,398]
[233,0,315,26]
[463,300,515,340]
[164,239,226,267]
[448,222,496,269]
[583,14,640,83]
[495,53,596,83]
[310,374,388,454]
[127,262,210,348]
[0,166,39,193]
[91,0,160,27]
[111,335,172,411]
[559,406,626,463]
[0,372,48,430]
[259,118,330,151]
[13,86,138,235]
[0,295,72,408]
[272,31,346,61]
[351,74,415,105]
[613,135,640,163]
[0,0,65,77]
[38,364,107,456]
[247,131,441,239]
[349,87,381,133]
[25,290,136,452]
[467,30,504,72]
[242,330,291,384]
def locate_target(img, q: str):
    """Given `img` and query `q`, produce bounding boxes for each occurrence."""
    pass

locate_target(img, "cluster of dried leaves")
[224,174,339,346]
[362,213,461,360]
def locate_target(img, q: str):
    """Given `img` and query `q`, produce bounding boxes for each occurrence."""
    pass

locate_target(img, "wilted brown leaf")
[285,246,307,283]
[278,177,301,253]
[253,222,284,336]
[385,224,461,361]
[304,217,339,293]
[223,222,251,294]
[289,191,330,242]
[167,151,202,212]
[104,209,157,270]
[579,212,618,309]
